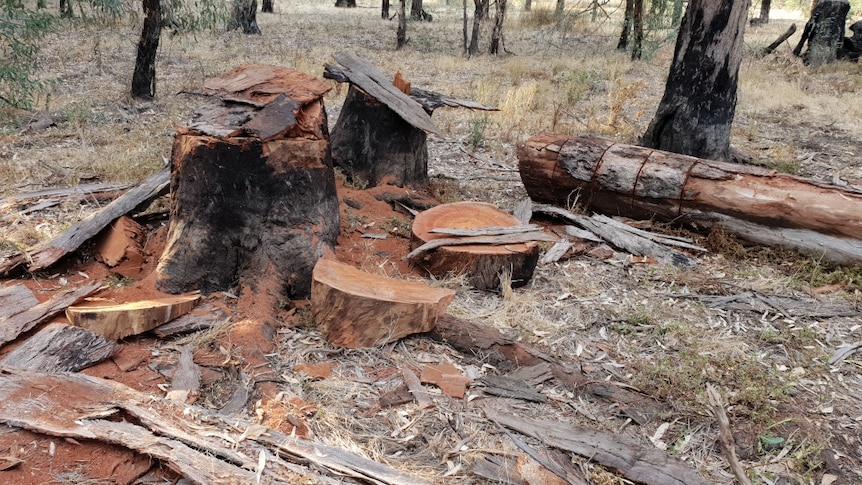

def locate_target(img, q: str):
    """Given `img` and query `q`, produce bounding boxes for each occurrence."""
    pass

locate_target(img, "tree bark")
[231,0,261,34]
[131,0,161,99]
[524,0,531,12]
[759,0,771,23]
[156,66,339,302]
[617,0,632,50]
[382,0,389,18]
[555,0,564,13]
[518,135,862,264]
[335,0,357,7]
[631,0,644,59]
[262,0,273,12]
[410,0,431,20]
[641,0,749,162]
[468,0,483,55]
[397,0,407,48]
[59,0,73,17]
[792,0,849,66]
[409,201,541,290]
[489,0,506,54]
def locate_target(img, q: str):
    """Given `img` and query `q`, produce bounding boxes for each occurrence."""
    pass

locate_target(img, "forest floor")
[1,1,861,484]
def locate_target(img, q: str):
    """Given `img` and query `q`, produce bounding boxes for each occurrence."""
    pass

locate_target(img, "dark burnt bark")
[382,0,389,18]
[617,0,632,50]
[59,0,73,17]
[131,0,161,99]
[231,0,261,34]
[397,0,407,48]
[262,0,273,13]
[329,85,429,187]
[410,0,431,20]
[641,0,749,162]
[759,0,771,23]
[467,0,484,55]
[631,0,643,60]
[335,0,357,6]
[793,0,849,66]
[489,0,506,55]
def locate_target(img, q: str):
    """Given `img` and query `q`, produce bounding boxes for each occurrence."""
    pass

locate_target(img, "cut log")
[0,323,118,372]
[156,65,340,302]
[518,135,862,264]
[0,281,102,348]
[311,258,456,348]
[410,201,542,290]
[66,294,200,340]
[0,169,169,276]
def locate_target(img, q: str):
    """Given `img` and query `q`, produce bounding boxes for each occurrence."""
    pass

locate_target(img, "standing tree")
[230,0,260,34]
[758,0,771,24]
[641,0,749,162]
[262,0,273,13]
[793,0,850,66]
[630,0,643,60]
[411,0,431,20]
[396,0,407,48]
[131,0,161,99]
[489,0,507,54]
[382,0,389,18]
[617,0,633,50]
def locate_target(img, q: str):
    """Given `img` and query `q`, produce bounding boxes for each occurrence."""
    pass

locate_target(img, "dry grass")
[3,1,862,484]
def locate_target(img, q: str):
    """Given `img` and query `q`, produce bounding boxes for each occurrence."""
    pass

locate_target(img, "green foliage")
[467,113,489,150]
[0,0,54,109]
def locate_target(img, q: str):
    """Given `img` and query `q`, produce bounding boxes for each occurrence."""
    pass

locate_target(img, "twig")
[707,384,751,485]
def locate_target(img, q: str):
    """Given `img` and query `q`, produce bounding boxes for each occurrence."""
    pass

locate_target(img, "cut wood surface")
[311,258,456,348]
[410,201,543,290]
[0,323,118,372]
[485,404,712,485]
[66,294,200,340]
[0,281,102,348]
[518,135,862,264]
[0,367,432,485]
[0,168,169,276]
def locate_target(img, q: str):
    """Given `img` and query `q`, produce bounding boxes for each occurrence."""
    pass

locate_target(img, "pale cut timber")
[311,258,456,348]
[411,201,541,290]
[66,294,200,340]
[517,135,862,264]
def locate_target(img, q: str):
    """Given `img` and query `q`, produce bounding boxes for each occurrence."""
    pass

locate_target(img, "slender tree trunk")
[759,0,771,23]
[479,0,489,19]
[524,0,531,12]
[131,0,161,99]
[59,0,73,17]
[641,0,750,162]
[397,0,407,49]
[631,0,644,59]
[231,0,261,34]
[617,0,632,50]
[262,0,273,13]
[468,0,483,56]
[382,0,390,18]
[411,0,423,19]
[489,0,507,54]
[555,0,564,13]
[463,0,469,53]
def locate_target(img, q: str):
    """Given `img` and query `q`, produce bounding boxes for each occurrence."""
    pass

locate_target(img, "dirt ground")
[2,1,862,484]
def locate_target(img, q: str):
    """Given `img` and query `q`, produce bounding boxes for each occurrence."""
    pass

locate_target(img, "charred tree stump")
[793,0,850,66]
[518,135,862,265]
[410,202,541,290]
[156,65,340,302]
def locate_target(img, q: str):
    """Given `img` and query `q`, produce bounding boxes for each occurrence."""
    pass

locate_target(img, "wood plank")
[330,52,439,135]
[0,284,38,319]
[0,168,170,276]
[0,281,102,348]
[0,323,118,372]
[485,405,712,485]
[66,294,200,340]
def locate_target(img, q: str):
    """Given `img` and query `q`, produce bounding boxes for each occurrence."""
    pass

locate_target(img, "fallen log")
[760,23,797,55]
[410,201,545,290]
[0,323,117,372]
[0,281,102,348]
[0,367,432,485]
[0,169,169,276]
[66,294,200,340]
[518,135,862,264]
[311,258,456,348]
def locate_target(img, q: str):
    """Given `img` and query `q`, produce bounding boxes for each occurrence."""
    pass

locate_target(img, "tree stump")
[156,65,340,302]
[410,202,540,290]
[311,258,456,348]
[793,0,850,66]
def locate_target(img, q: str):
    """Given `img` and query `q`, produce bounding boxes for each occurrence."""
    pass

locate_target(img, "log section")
[311,258,455,348]
[66,294,200,339]
[517,135,862,264]
[410,202,540,290]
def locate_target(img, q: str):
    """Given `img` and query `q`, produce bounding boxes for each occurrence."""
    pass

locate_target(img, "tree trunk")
[130,0,161,99]
[489,0,506,55]
[555,0,564,13]
[631,0,644,59]
[411,0,431,20]
[793,0,850,66]
[397,0,407,48]
[330,85,429,187]
[617,0,633,50]
[335,0,357,6]
[156,65,339,303]
[382,0,389,18]
[759,0,771,23]
[641,0,749,162]
[517,135,862,265]
[410,201,541,290]
[468,0,483,55]
[231,0,261,34]
[59,0,73,17]
[524,0,531,12]
[462,0,468,53]
[262,0,273,13]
